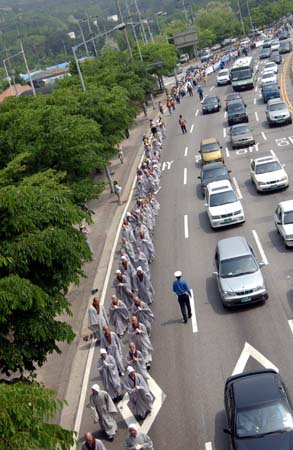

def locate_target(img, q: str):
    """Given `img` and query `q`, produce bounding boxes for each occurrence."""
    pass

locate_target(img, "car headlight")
[223,290,234,297]
[279,176,288,182]
[257,181,266,185]
[254,285,265,291]
[285,235,293,240]
[234,210,242,215]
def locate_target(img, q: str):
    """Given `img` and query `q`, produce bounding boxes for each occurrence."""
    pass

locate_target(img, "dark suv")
[227,100,248,126]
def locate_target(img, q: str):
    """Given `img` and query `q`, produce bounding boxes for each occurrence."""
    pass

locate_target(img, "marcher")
[81,432,107,450]
[178,115,187,134]
[97,349,123,402]
[80,225,93,254]
[142,102,148,118]
[113,180,122,205]
[131,296,154,337]
[133,267,154,305]
[126,342,149,380]
[109,294,129,338]
[138,230,156,263]
[128,316,153,369]
[158,101,164,115]
[100,326,125,376]
[90,384,117,441]
[88,297,109,340]
[197,85,204,101]
[112,270,133,309]
[123,367,153,421]
[124,423,154,450]
[172,270,192,323]
[134,246,150,275]
[117,144,124,164]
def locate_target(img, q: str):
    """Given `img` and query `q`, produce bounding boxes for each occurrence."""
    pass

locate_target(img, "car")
[197,162,231,196]
[227,100,248,126]
[240,37,251,46]
[250,154,289,192]
[213,236,267,307]
[224,369,293,449]
[262,38,272,48]
[266,98,292,126]
[263,61,278,74]
[229,124,255,149]
[270,51,282,64]
[279,30,289,39]
[202,95,221,114]
[217,69,230,86]
[259,47,271,59]
[179,53,189,64]
[274,200,293,247]
[205,180,245,229]
[211,43,221,51]
[279,39,292,53]
[261,82,280,103]
[200,49,213,63]
[271,39,280,51]
[261,70,277,85]
[199,138,224,165]
[225,93,243,110]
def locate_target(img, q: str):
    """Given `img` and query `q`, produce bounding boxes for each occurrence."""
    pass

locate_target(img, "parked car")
[250,154,289,192]
[179,53,189,64]
[229,124,255,149]
[224,369,293,449]
[274,200,293,247]
[262,38,272,48]
[271,39,280,51]
[266,98,292,126]
[200,49,213,63]
[199,138,224,165]
[227,100,248,126]
[217,69,230,86]
[261,82,280,103]
[211,43,221,51]
[197,162,231,196]
[202,95,221,114]
[213,236,268,307]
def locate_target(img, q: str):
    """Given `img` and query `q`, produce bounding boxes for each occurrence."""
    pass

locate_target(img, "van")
[179,53,189,64]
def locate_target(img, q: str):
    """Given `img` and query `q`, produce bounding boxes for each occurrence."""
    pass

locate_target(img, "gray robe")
[122,225,137,245]
[131,302,154,336]
[109,300,129,336]
[100,332,124,374]
[123,373,153,419]
[90,390,117,437]
[81,439,107,450]
[133,273,154,305]
[112,274,133,309]
[124,431,154,450]
[88,304,109,340]
[138,237,156,262]
[123,240,136,265]
[97,354,122,400]
[128,323,153,364]
[121,263,137,292]
[134,251,150,275]
[126,349,148,380]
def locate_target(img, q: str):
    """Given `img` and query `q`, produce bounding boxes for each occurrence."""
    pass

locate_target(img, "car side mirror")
[259,261,266,268]
[223,428,232,435]
[212,271,218,277]
[244,104,247,107]
[276,220,281,225]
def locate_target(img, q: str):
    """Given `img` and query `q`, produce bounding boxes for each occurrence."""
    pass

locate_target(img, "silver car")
[266,98,292,126]
[229,124,255,149]
[213,236,268,307]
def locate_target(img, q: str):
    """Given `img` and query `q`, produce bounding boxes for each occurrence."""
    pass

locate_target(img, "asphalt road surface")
[77,49,293,450]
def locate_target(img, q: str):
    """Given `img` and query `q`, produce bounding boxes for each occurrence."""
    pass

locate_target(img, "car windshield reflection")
[255,162,281,174]
[220,255,258,278]
[210,191,237,207]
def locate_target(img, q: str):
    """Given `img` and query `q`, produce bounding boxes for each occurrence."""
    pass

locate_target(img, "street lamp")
[154,12,167,34]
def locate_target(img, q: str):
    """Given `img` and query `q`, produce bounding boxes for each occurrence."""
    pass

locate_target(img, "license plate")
[224,218,233,223]
[241,297,252,303]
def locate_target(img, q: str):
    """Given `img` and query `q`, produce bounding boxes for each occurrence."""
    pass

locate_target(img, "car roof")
[217,236,250,260]
[279,200,293,212]
[201,137,218,145]
[228,99,245,105]
[203,95,218,100]
[231,123,249,129]
[229,370,281,409]
[202,162,226,171]
[207,180,232,193]
[267,97,283,104]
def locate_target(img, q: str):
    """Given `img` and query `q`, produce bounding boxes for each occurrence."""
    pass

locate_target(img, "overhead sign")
[232,342,279,375]
[173,30,198,49]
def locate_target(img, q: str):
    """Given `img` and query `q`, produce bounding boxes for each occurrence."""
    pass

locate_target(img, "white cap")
[100,348,107,355]
[91,384,100,392]
[129,423,138,431]
[116,269,122,274]
[127,366,135,374]
[174,270,182,277]
[120,256,127,261]
[137,266,143,272]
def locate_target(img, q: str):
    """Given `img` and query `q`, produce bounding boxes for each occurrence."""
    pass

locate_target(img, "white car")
[261,70,277,85]
[271,39,280,51]
[250,154,289,192]
[205,180,245,228]
[274,200,293,246]
[217,69,230,86]
[263,61,278,74]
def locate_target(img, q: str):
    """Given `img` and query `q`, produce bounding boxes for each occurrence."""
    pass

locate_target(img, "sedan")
[229,124,255,149]
[259,48,271,59]
[250,154,289,192]
[225,93,243,111]
[202,95,221,114]
[197,162,231,196]
[270,52,282,64]
[224,369,293,450]
[274,200,293,246]
[263,61,278,74]
[261,70,277,85]
[266,98,292,126]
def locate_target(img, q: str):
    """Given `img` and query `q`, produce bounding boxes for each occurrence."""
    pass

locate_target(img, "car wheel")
[268,122,272,128]
[288,118,292,125]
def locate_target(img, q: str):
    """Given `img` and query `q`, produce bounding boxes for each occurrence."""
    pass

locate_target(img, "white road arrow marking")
[232,342,278,376]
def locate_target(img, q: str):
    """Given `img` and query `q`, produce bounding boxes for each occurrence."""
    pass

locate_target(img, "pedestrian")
[90,384,117,441]
[113,180,122,205]
[142,102,148,118]
[166,99,172,115]
[124,423,154,450]
[123,367,153,421]
[97,348,123,402]
[126,342,149,380]
[112,269,133,309]
[131,296,154,337]
[158,101,164,115]
[178,115,187,134]
[172,270,192,324]
[120,256,137,291]
[138,230,156,263]
[88,297,109,340]
[197,85,204,101]
[128,316,153,369]
[81,432,107,450]
[100,326,125,376]
[133,267,154,305]
[117,144,124,164]
[134,245,150,275]
[80,225,94,254]
[109,294,129,338]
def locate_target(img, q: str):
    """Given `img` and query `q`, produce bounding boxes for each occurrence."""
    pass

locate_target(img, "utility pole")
[181,0,189,24]
[78,21,90,57]
[115,0,133,58]
[246,0,255,38]
[19,37,36,96]
[133,0,148,44]
[236,0,246,36]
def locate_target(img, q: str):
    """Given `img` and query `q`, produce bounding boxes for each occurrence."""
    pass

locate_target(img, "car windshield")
[284,211,293,224]
[255,161,281,174]
[201,143,219,153]
[219,70,229,76]
[226,94,241,102]
[232,126,250,135]
[228,103,245,113]
[203,168,227,179]
[231,68,252,81]
[204,97,218,105]
[209,190,237,207]
[220,255,258,278]
[262,72,274,79]
[268,102,286,111]
[265,63,275,69]
[263,83,278,91]
[236,399,293,438]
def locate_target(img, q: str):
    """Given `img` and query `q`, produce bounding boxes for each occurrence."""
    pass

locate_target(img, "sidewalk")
[36,97,165,420]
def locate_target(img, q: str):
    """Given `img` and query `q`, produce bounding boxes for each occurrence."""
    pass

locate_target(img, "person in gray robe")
[120,257,137,291]
[97,349,123,401]
[134,221,151,242]
[134,246,150,275]
[133,268,154,305]
[128,316,153,369]
[123,367,153,421]
[121,221,137,246]
[138,231,156,263]
[124,424,154,450]
[81,432,107,450]
[126,342,148,380]
[136,177,148,198]
[121,238,136,266]
[109,294,129,338]
[147,193,160,215]
[100,326,125,376]
[88,297,109,340]
[90,384,117,441]
[131,297,154,337]
[112,270,133,309]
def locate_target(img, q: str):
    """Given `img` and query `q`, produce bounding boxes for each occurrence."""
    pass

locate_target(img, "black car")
[224,369,293,450]
[270,52,282,64]
[227,100,248,126]
[197,162,231,196]
[202,95,221,114]
[260,48,271,59]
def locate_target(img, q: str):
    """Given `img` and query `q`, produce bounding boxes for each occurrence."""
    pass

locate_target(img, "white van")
[180,53,189,64]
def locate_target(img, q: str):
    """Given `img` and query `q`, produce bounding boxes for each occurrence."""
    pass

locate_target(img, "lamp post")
[155,11,167,34]
[18,36,36,96]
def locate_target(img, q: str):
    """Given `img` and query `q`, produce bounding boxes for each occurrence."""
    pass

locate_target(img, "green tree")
[197,29,217,49]
[140,42,178,89]
[0,381,75,450]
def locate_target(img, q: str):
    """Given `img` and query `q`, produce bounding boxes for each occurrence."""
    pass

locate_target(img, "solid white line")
[253,98,256,104]
[184,215,189,239]
[224,111,227,119]
[223,128,226,138]
[261,131,267,141]
[232,177,243,199]
[252,230,269,265]
[225,146,230,157]
[190,289,198,333]
[184,146,188,157]
[184,168,187,185]
[255,85,258,92]
[288,319,293,335]
[195,109,199,117]
[190,124,194,133]
[255,111,259,122]
[205,443,213,450]
[210,86,214,91]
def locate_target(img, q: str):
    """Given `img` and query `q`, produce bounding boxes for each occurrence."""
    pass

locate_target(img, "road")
[76,50,293,450]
